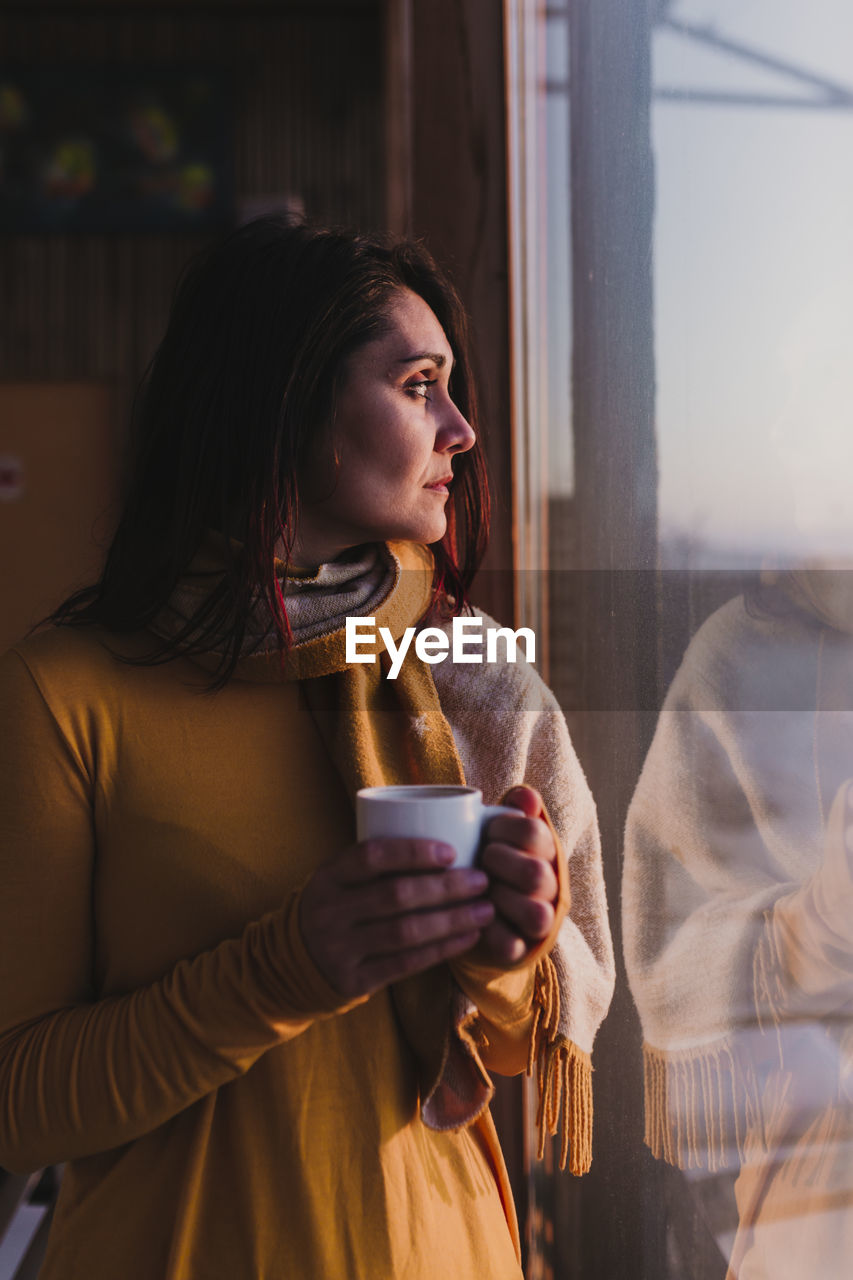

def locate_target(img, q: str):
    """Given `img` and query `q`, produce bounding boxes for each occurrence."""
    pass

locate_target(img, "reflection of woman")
[0,221,614,1279]
[624,570,853,1279]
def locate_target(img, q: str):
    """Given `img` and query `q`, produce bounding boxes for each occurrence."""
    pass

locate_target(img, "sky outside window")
[654,0,853,567]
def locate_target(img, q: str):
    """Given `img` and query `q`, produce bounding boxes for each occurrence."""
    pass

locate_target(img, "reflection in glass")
[512,0,853,1274]
[625,571,853,1277]
[627,3,853,1278]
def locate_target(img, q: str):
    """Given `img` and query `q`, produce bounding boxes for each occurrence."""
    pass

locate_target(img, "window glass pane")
[655,0,853,570]
[509,2,853,1276]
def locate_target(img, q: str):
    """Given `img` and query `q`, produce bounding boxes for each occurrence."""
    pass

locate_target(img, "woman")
[0,219,614,1279]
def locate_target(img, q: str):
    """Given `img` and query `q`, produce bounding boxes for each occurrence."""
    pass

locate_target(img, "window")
[507,1,853,1275]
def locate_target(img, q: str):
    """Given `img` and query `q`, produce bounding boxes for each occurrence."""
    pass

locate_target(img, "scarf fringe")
[527,955,593,1175]
[642,1039,766,1173]
[643,928,780,1172]
[752,910,787,1063]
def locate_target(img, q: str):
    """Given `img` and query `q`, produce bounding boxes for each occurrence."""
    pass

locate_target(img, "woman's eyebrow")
[395,351,453,369]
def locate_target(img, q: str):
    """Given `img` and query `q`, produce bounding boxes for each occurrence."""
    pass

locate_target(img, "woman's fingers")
[476,810,559,961]
[320,906,492,999]
[298,817,561,993]
[483,814,555,864]
[489,880,555,941]
[355,930,483,995]
[480,917,529,965]
[480,842,559,901]
[333,837,456,884]
[473,880,555,968]
[347,866,490,920]
[298,837,494,998]
[500,785,544,819]
[355,896,495,956]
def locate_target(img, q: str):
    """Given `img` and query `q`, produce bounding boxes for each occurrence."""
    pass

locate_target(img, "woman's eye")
[407,379,437,400]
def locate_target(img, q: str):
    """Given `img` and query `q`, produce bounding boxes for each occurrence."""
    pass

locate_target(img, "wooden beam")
[408,0,514,622]
[383,0,413,235]
[545,1,662,1277]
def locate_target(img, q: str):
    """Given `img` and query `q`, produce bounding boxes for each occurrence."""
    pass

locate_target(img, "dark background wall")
[0,1,386,395]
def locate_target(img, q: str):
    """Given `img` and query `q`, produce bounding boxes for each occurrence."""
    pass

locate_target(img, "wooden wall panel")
[409,0,514,613]
[406,0,519,1214]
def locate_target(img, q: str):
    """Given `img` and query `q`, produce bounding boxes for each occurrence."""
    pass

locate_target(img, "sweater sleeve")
[0,649,362,1173]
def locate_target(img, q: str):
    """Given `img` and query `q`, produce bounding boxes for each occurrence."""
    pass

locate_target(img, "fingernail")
[472,902,495,923]
[465,870,489,892]
[434,843,456,865]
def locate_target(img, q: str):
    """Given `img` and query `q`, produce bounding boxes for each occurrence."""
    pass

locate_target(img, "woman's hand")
[299,839,495,999]
[478,786,561,966]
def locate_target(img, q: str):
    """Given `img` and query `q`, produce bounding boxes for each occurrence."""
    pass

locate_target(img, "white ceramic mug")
[356,784,517,869]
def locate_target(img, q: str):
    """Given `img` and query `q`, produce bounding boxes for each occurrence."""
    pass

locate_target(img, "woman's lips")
[425,475,453,492]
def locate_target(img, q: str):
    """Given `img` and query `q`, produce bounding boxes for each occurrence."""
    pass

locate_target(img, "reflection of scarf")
[625,587,853,1173]
[156,539,608,1174]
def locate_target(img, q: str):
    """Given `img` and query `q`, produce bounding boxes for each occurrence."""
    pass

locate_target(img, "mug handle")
[480,803,519,836]
[461,805,519,870]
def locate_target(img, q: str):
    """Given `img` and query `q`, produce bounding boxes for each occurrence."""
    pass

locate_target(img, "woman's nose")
[437,400,476,454]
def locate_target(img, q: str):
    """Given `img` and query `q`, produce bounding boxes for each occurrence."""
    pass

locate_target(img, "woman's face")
[293,288,476,567]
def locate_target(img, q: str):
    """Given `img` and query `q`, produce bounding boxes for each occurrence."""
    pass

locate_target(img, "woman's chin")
[379,516,447,547]
[416,519,447,547]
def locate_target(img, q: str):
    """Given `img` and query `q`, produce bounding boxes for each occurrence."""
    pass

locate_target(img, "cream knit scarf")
[154,538,607,1175]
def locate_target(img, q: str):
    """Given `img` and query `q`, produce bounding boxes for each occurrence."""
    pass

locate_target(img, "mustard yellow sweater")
[0,624,548,1280]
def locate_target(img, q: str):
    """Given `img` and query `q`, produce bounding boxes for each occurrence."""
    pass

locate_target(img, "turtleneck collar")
[150,537,436,683]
